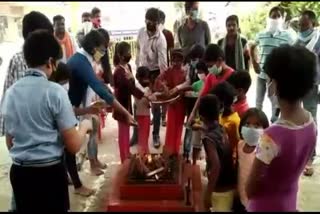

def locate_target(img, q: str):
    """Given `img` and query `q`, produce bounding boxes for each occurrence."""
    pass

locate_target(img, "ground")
[0,42,320,211]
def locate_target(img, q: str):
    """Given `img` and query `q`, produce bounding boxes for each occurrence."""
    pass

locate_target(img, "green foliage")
[280,1,320,21]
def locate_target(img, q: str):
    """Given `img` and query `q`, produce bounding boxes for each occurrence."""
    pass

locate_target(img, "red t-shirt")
[233,97,249,118]
[201,67,234,96]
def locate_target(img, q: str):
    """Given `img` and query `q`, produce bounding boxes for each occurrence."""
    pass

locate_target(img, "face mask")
[197,73,206,81]
[208,65,222,75]
[299,28,314,38]
[190,59,199,68]
[93,50,104,62]
[266,17,283,33]
[146,23,157,33]
[241,126,264,147]
[123,55,132,63]
[82,21,93,35]
[190,10,199,21]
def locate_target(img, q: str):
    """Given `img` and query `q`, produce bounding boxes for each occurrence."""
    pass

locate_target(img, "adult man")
[178,1,211,56]
[135,7,167,148]
[53,15,77,63]
[217,15,250,71]
[295,10,320,177]
[76,12,93,48]
[250,6,294,122]
[91,7,101,29]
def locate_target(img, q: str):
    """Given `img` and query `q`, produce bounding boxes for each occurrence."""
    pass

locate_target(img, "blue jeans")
[256,77,278,122]
[152,105,161,138]
[183,128,192,156]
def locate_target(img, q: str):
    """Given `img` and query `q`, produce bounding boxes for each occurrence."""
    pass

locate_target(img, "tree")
[280,1,320,22]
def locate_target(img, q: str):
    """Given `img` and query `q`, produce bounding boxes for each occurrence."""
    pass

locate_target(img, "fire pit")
[127,154,179,184]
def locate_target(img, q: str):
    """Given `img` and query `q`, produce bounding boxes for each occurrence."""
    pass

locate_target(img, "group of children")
[110,36,317,212]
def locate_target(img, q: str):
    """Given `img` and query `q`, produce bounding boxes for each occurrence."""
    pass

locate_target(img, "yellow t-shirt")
[219,112,241,161]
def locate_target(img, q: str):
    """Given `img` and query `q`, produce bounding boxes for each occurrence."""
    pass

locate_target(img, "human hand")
[252,61,261,74]
[147,93,157,101]
[169,87,179,96]
[185,91,195,97]
[88,101,105,115]
[125,113,138,127]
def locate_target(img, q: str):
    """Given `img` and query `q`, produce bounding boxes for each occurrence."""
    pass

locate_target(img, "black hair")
[226,70,252,93]
[145,8,160,23]
[22,11,53,40]
[23,30,62,68]
[113,41,131,66]
[81,30,106,55]
[196,61,208,75]
[159,10,166,24]
[82,12,91,18]
[265,45,317,103]
[301,10,317,27]
[136,66,150,80]
[188,44,205,60]
[209,82,237,113]
[97,28,112,84]
[97,28,110,46]
[199,94,220,121]
[226,15,239,26]
[49,62,71,83]
[185,1,197,13]
[91,7,101,18]
[269,6,284,17]
[239,108,269,139]
[204,44,225,62]
[53,15,64,24]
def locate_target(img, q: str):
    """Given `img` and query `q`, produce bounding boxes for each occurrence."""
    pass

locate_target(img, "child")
[237,108,269,210]
[198,95,237,212]
[246,45,317,211]
[185,61,209,164]
[210,82,241,164]
[226,70,252,118]
[135,66,153,155]
[155,49,186,155]
[113,41,146,163]
[187,44,234,126]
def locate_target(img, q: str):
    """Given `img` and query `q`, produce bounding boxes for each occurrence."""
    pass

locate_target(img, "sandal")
[304,166,314,177]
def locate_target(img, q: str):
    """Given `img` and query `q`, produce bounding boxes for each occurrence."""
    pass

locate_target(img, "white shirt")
[135,27,168,73]
[134,82,151,116]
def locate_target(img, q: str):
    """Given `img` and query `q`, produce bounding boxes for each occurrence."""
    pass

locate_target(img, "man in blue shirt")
[1,30,91,212]
[250,6,294,122]
[295,10,320,177]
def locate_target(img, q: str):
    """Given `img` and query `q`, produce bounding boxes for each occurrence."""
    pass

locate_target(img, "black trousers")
[65,150,82,188]
[10,162,69,212]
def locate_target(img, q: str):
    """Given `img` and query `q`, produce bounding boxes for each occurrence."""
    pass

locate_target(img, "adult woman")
[1,30,90,212]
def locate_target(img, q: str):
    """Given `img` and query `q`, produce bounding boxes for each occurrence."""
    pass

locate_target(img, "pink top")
[237,140,255,208]
[248,113,317,211]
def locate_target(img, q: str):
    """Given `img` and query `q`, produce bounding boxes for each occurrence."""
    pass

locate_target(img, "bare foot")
[74,186,95,197]
[96,159,107,169]
[91,167,104,176]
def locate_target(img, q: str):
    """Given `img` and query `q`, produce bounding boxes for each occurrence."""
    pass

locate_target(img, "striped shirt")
[0,51,28,136]
[255,30,294,79]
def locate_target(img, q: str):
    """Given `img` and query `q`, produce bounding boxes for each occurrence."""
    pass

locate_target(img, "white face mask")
[197,73,206,81]
[241,126,264,147]
[266,17,284,33]
[82,21,93,35]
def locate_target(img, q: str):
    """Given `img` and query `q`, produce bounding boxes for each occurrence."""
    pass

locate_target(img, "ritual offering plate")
[127,154,179,184]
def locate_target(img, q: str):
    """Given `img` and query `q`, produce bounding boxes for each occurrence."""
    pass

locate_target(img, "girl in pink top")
[246,45,317,211]
[237,108,269,210]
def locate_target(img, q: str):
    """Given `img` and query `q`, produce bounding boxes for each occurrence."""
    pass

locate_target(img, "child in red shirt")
[188,44,234,125]
[227,70,252,118]
[155,49,186,155]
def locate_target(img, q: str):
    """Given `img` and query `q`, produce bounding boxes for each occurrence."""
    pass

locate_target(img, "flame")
[147,155,152,163]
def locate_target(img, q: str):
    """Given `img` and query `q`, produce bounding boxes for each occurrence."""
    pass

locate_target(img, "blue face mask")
[190,59,199,68]
[299,28,313,38]
[190,10,199,20]
[241,126,264,147]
